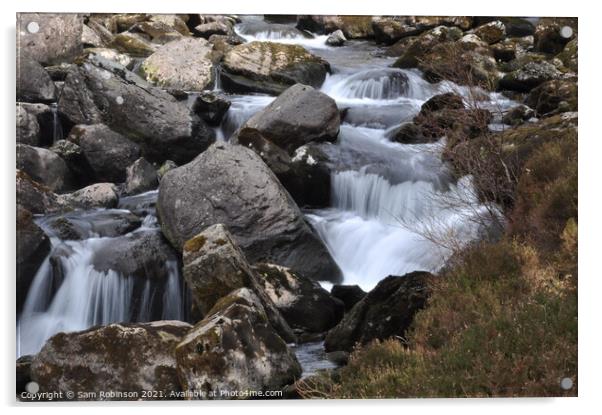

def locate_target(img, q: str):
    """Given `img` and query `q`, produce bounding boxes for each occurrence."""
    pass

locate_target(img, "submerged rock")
[241,83,340,154]
[30,321,192,400]
[324,272,432,352]
[176,288,302,399]
[157,143,341,283]
[221,41,330,95]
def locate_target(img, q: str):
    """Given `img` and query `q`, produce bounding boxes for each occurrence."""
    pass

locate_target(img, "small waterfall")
[220,95,274,139]
[212,64,222,92]
[235,18,331,49]
[50,103,63,143]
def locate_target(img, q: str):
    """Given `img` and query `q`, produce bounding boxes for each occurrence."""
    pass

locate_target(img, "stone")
[502,104,536,126]
[16,170,62,215]
[393,26,463,69]
[83,48,133,68]
[141,38,217,91]
[108,32,157,57]
[30,321,192,400]
[191,92,231,126]
[525,79,577,115]
[17,104,41,145]
[326,30,346,46]
[474,20,506,44]
[324,272,432,352]
[499,61,563,92]
[534,17,577,55]
[59,183,119,210]
[221,41,330,95]
[296,15,375,39]
[125,158,158,195]
[331,284,367,312]
[16,144,72,192]
[157,143,341,283]
[17,54,56,103]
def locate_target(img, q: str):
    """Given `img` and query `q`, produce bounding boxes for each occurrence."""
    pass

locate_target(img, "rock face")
[221,41,330,95]
[58,56,215,164]
[30,321,192,400]
[182,224,295,343]
[16,205,51,310]
[241,84,340,154]
[175,288,302,399]
[17,55,56,103]
[253,263,344,333]
[125,158,158,194]
[158,143,341,283]
[324,272,432,352]
[17,13,83,65]
[331,284,367,312]
[141,38,216,91]
[68,124,141,183]
[16,144,72,192]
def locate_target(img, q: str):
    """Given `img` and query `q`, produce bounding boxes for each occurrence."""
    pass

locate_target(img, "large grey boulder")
[17,13,83,65]
[16,55,56,103]
[59,183,119,210]
[141,37,216,91]
[30,321,192,400]
[67,124,141,183]
[176,288,302,399]
[16,144,72,192]
[57,56,215,164]
[324,272,432,352]
[182,224,295,343]
[157,142,341,283]
[240,83,340,154]
[221,41,330,94]
[16,170,62,215]
[16,103,60,147]
[499,60,563,92]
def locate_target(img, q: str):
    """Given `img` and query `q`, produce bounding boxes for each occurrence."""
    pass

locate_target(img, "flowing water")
[18,17,513,374]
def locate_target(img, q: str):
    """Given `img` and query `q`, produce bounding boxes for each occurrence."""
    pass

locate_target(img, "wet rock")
[287,144,333,208]
[331,284,367,312]
[175,288,301,398]
[499,60,563,92]
[58,56,215,164]
[17,13,83,65]
[17,103,65,147]
[17,205,51,311]
[557,38,578,72]
[16,355,33,394]
[16,170,62,214]
[47,210,142,240]
[241,83,340,154]
[393,26,463,69]
[16,104,41,145]
[50,139,92,188]
[324,272,432,352]
[473,20,506,44]
[141,38,217,91]
[500,17,535,37]
[182,224,296,342]
[389,122,431,144]
[325,350,349,366]
[67,124,141,183]
[254,263,344,333]
[297,15,375,39]
[16,144,72,192]
[92,230,177,280]
[191,92,231,126]
[30,321,192,400]
[109,32,157,57]
[502,104,536,126]
[60,183,119,210]
[525,79,577,115]
[221,41,330,95]
[157,143,342,283]
[17,54,56,103]
[125,158,158,195]
[534,17,577,54]
[326,30,346,46]
[419,92,465,114]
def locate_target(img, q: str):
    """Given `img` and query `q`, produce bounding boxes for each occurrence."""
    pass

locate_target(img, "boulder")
[157,142,342,283]
[16,104,41,145]
[57,56,215,164]
[241,83,340,154]
[500,17,535,37]
[499,60,563,92]
[287,144,333,208]
[67,124,141,183]
[149,14,191,36]
[372,17,422,45]
[157,160,178,181]
[191,92,231,126]
[108,32,157,57]
[393,26,463,69]
[16,170,62,215]
[296,15,375,39]
[47,210,141,240]
[16,355,33,394]
[82,24,104,47]
[473,20,506,44]
[557,38,578,72]
[330,284,366,312]
[16,54,56,103]
[175,288,302,398]
[125,158,158,195]
[17,103,62,147]
[491,36,534,62]
[133,21,183,44]
[30,321,192,400]
[502,104,536,126]
[59,183,119,210]
[326,30,346,46]
[141,38,217,91]
[83,47,133,68]
[324,272,432,352]
[50,139,93,188]
[17,13,83,65]
[525,79,577,115]
[419,92,465,115]
[194,20,234,38]
[182,224,296,342]
[221,41,330,95]
[534,17,577,55]
[254,263,344,333]
[17,205,51,311]
[16,144,72,192]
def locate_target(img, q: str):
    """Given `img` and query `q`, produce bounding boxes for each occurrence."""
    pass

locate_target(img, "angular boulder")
[253,263,344,333]
[241,83,340,154]
[57,56,215,164]
[324,272,432,352]
[182,224,295,342]
[221,41,330,95]
[141,38,216,91]
[175,288,301,398]
[158,143,341,283]
[16,170,62,215]
[16,144,72,192]
[16,55,56,103]
[330,284,367,312]
[30,321,192,400]
[67,124,141,183]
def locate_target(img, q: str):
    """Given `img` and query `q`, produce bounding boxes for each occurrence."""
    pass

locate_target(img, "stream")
[17,15,514,377]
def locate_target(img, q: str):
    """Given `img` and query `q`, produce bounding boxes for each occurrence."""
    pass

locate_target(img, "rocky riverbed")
[16,13,577,400]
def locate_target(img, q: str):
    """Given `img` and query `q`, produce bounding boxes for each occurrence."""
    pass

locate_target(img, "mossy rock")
[525,79,577,115]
